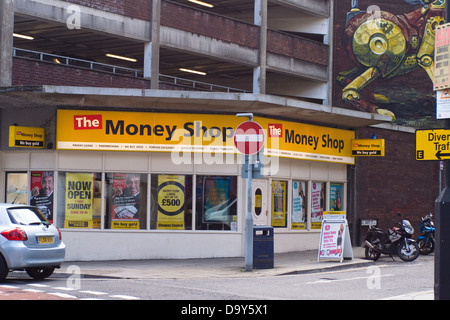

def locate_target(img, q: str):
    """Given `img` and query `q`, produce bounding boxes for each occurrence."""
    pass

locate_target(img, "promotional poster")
[157,175,185,230]
[30,171,54,222]
[292,181,307,229]
[65,172,94,228]
[111,173,141,229]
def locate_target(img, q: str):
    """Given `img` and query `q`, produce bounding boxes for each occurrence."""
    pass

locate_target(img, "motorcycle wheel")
[365,246,381,261]
[418,238,434,255]
[398,241,420,262]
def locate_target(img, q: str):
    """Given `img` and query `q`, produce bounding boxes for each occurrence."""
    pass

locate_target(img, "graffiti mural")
[333,0,445,127]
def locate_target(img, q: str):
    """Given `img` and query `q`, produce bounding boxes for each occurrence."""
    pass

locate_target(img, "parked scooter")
[364,213,420,262]
[417,213,435,255]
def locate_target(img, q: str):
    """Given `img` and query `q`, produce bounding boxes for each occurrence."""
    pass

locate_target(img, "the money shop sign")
[56,110,355,164]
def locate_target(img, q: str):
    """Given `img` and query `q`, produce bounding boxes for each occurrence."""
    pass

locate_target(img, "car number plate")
[37,236,54,244]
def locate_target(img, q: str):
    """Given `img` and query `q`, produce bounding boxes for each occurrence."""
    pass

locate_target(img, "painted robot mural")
[334,0,445,126]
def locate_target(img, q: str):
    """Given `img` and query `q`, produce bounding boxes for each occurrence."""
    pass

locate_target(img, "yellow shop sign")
[9,126,45,148]
[56,110,355,164]
[351,139,385,156]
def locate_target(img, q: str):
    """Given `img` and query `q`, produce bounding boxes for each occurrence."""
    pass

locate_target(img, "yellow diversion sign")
[56,110,355,164]
[416,129,450,160]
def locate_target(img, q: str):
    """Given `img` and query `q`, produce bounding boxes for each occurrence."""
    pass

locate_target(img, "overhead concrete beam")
[0,86,393,129]
[272,0,329,17]
[267,52,328,82]
[160,26,259,67]
[14,0,150,41]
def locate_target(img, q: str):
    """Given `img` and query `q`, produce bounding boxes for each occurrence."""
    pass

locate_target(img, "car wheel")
[25,267,55,280]
[0,255,8,282]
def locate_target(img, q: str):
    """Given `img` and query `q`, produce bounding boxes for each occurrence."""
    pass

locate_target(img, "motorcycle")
[417,213,435,255]
[364,213,420,262]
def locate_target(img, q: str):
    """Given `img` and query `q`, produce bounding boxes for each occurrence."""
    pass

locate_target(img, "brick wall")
[12,58,151,89]
[267,30,328,66]
[161,1,259,48]
[65,0,151,20]
[350,126,440,244]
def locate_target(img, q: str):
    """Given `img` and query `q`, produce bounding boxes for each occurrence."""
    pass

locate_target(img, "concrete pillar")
[0,0,14,87]
[146,0,160,90]
[253,0,267,94]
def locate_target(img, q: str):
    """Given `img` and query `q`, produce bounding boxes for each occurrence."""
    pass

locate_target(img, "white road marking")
[27,283,49,288]
[109,294,140,300]
[80,290,108,296]
[48,292,77,299]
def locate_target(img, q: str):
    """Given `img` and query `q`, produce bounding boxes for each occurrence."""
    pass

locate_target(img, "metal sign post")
[235,113,265,272]
[434,3,450,300]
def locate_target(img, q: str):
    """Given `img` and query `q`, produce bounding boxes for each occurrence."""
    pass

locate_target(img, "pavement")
[55,247,372,280]
[50,246,434,299]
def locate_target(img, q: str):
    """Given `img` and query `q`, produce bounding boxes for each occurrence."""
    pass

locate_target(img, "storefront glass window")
[311,181,325,229]
[105,173,147,230]
[330,183,344,211]
[5,172,28,205]
[195,176,237,231]
[292,180,307,230]
[57,172,102,229]
[271,180,287,228]
[150,174,192,230]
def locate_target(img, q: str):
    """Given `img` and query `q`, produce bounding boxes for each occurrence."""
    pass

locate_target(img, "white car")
[0,203,65,281]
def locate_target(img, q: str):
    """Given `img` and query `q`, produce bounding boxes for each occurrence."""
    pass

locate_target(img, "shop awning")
[0,85,392,129]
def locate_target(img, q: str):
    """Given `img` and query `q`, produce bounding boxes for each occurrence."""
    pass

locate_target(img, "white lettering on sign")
[234,134,264,142]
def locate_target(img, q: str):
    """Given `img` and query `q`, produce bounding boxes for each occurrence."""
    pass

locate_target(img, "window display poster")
[311,182,324,229]
[30,171,54,222]
[203,177,230,223]
[292,181,306,229]
[330,184,342,211]
[111,173,141,229]
[271,180,286,227]
[65,172,94,228]
[6,173,27,205]
[157,175,185,230]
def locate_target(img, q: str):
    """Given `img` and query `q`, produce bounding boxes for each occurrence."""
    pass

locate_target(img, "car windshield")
[7,207,48,226]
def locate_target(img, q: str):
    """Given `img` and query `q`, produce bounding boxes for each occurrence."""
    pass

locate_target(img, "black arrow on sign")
[436,150,450,160]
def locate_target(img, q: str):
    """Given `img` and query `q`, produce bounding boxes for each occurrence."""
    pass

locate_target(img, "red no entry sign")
[234,121,265,155]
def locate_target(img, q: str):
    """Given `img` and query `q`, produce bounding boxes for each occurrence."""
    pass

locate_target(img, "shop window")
[31,171,55,223]
[57,172,102,229]
[292,180,307,230]
[195,176,237,231]
[271,180,287,228]
[105,173,147,230]
[5,172,28,205]
[150,174,192,230]
[311,181,326,229]
[330,183,344,211]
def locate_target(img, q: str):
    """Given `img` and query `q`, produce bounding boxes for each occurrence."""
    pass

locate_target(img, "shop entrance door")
[252,179,268,225]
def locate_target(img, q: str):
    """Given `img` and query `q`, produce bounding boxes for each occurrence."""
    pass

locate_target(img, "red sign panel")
[233,121,265,155]
[74,115,103,130]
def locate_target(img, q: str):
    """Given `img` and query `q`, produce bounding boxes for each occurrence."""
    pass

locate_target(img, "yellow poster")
[65,173,94,228]
[157,175,185,230]
[271,180,286,227]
